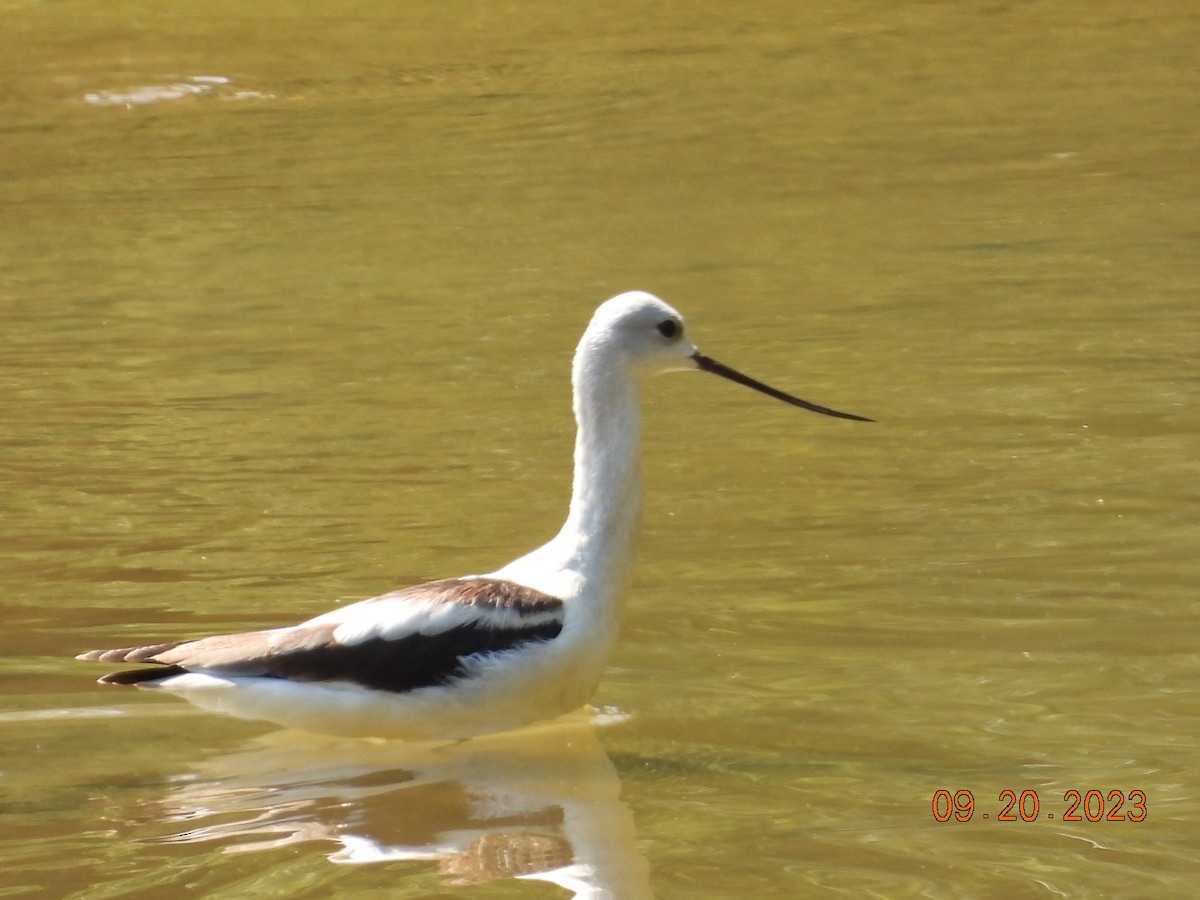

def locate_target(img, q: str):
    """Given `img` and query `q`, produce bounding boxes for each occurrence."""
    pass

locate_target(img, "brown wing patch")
[77,577,565,692]
[401,578,563,617]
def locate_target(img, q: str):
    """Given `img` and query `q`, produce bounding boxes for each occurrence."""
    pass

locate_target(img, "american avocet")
[78,291,871,740]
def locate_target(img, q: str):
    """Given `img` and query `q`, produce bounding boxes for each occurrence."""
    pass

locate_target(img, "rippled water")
[2,1,1197,896]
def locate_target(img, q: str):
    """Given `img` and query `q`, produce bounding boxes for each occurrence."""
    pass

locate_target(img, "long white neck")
[490,339,643,608]
[559,348,643,585]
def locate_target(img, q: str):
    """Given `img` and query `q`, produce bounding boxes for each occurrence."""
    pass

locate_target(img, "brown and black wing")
[77,578,565,694]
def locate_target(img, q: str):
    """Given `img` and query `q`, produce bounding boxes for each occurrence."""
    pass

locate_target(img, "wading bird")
[79,291,871,740]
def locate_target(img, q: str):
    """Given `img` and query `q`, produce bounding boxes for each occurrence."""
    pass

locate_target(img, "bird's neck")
[558,364,643,588]
[491,353,643,609]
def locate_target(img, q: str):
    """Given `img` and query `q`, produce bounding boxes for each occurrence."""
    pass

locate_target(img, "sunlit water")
[2,1,1197,896]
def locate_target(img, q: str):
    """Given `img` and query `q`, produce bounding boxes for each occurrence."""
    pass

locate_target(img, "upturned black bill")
[693,353,873,422]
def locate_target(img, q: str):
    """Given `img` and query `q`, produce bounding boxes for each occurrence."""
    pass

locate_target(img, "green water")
[2,1,1197,896]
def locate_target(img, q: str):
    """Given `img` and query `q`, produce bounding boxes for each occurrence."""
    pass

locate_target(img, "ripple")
[83,75,273,108]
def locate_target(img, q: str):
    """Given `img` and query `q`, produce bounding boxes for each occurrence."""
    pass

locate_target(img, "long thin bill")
[693,353,874,422]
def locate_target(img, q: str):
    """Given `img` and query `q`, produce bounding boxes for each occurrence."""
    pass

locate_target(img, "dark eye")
[656,319,681,339]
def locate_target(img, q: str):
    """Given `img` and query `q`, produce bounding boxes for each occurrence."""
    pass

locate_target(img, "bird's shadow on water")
[133,709,654,897]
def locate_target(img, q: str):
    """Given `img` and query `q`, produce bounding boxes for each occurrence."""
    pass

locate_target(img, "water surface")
[2,1,1197,896]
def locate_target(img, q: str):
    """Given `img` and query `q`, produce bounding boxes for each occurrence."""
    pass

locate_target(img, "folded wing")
[78,578,565,693]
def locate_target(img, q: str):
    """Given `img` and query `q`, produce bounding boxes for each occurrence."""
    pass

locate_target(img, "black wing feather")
[265,620,564,693]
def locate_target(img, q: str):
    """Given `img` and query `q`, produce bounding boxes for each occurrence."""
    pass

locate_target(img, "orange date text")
[931,789,1147,823]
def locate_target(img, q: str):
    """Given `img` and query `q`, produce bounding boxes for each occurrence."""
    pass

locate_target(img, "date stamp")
[932,789,1147,822]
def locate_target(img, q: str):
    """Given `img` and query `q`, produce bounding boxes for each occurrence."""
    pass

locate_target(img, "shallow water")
[2,1,1198,896]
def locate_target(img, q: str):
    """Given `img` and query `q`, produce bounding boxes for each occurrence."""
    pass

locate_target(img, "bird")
[78,291,871,740]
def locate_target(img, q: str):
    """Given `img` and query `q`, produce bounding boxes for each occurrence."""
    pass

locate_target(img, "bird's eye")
[656,319,681,339]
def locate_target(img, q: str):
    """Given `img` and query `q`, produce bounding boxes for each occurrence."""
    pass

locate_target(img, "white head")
[577,291,698,377]
[577,291,874,421]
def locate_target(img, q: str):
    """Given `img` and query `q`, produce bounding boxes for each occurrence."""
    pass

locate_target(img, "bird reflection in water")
[145,710,652,898]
